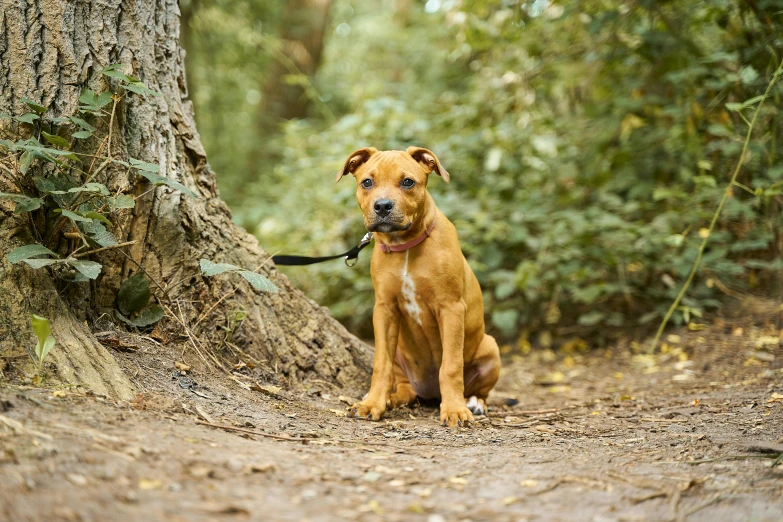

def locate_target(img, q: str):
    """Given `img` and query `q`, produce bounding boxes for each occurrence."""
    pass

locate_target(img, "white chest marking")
[401,251,422,326]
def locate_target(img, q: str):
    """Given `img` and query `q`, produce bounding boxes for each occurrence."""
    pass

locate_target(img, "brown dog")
[337,146,500,427]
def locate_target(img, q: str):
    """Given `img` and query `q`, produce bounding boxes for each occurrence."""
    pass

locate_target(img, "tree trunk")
[260,0,332,123]
[0,0,370,399]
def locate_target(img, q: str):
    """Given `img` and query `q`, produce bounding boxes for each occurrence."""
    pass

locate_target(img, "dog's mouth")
[367,219,412,233]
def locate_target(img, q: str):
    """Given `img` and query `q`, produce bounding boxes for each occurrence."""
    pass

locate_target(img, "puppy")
[337,146,500,427]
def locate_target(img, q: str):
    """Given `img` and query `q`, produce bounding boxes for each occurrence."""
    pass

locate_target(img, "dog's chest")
[399,251,423,326]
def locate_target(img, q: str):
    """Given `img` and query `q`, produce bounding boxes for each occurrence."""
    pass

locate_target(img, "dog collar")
[378,219,436,253]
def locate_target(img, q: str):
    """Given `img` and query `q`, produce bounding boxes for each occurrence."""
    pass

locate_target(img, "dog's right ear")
[336,147,378,182]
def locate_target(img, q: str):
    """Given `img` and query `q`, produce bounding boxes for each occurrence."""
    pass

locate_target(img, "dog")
[337,146,500,427]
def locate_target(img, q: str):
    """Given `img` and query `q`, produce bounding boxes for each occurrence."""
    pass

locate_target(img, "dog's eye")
[361,178,373,189]
[401,178,415,188]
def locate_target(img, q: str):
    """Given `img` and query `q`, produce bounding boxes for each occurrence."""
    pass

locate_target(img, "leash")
[272,232,374,267]
[272,219,437,268]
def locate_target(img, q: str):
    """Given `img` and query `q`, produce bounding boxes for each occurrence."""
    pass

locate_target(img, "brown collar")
[378,219,436,253]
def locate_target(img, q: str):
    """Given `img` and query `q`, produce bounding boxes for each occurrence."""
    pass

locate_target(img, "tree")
[0,0,370,399]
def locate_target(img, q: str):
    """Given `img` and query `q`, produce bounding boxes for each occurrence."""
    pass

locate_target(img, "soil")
[1,320,782,522]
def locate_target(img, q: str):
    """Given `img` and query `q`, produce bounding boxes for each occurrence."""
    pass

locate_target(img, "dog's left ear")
[406,147,450,183]
[336,147,378,182]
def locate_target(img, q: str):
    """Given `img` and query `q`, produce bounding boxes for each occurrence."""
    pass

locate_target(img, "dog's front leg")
[438,301,474,427]
[349,301,400,421]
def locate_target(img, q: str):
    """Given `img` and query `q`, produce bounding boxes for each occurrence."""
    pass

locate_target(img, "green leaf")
[200,259,240,276]
[116,305,164,327]
[739,65,758,85]
[72,130,93,139]
[31,314,55,363]
[238,270,279,293]
[79,89,113,110]
[83,211,112,225]
[101,65,134,83]
[22,258,60,269]
[740,95,764,109]
[129,157,160,173]
[41,132,68,147]
[725,102,743,112]
[136,170,199,198]
[8,244,57,264]
[109,194,135,209]
[58,209,92,222]
[117,271,151,315]
[123,82,160,97]
[81,221,117,246]
[68,259,102,280]
[578,310,606,326]
[0,192,43,213]
[82,222,118,247]
[15,113,39,124]
[68,183,110,196]
[69,116,96,132]
[22,98,47,113]
[0,139,16,151]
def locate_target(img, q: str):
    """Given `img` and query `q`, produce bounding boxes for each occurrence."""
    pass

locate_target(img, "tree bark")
[0,0,370,399]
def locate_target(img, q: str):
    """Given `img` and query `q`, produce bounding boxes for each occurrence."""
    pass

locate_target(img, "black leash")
[272,232,373,267]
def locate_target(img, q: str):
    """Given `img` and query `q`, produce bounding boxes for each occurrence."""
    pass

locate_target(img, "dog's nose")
[373,199,394,217]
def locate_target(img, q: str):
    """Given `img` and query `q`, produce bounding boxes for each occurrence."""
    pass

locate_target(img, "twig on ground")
[73,240,136,258]
[194,404,215,424]
[0,414,53,440]
[196,420,427,453]
[685,494,726,517]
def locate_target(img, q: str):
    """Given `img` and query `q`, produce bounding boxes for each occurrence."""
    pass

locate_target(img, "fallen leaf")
[389,479,406,487]
[251,384,282,397]
[246,462,277,473]
[329,408,346,417]
[413,487,432,498]
[448,476,468,485]
[189,465,215,478]
[338,395,355,404]
[521,479,539,488]
[175,361,191,371]
[407,503,425,514]
[767,393,783,404]
[139,478,163,490]
[666,334,681,344]
[363,471,382,482]
[66,473,87,486]
[503,496,520,505]
[756,336,781,347]
[536,426,557,434]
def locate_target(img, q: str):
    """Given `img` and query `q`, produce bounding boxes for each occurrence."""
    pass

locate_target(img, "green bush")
[202,0,783,344]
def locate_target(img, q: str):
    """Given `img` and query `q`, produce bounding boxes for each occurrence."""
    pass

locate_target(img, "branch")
[650,58,783,353]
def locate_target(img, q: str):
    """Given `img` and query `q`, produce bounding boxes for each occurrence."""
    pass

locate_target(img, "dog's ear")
[336,147,378,182]
[406,146,450,183]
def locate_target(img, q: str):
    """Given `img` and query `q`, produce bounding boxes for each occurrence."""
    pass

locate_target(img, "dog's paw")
[389,389,417,410]
[348,400,386,421]
[466,396,486,416]
[440,404,474,428]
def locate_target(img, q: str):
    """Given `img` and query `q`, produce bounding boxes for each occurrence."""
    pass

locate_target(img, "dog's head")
[336,147,450,233]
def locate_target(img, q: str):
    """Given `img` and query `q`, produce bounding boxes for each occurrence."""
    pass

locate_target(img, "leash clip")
[345,232,373,267]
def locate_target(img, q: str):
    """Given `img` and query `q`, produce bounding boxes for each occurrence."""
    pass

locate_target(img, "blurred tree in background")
[183,0,783,346]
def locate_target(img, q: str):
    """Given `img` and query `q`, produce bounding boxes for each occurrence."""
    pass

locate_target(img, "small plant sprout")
[31,314,56,382]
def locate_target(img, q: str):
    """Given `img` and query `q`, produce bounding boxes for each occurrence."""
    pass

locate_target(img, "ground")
[1,319,782,522]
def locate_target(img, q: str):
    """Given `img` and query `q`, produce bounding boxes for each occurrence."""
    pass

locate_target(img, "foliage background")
[183,0,783,345]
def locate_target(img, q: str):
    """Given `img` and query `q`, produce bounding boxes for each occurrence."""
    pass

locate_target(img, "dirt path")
[1,324,782,522]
